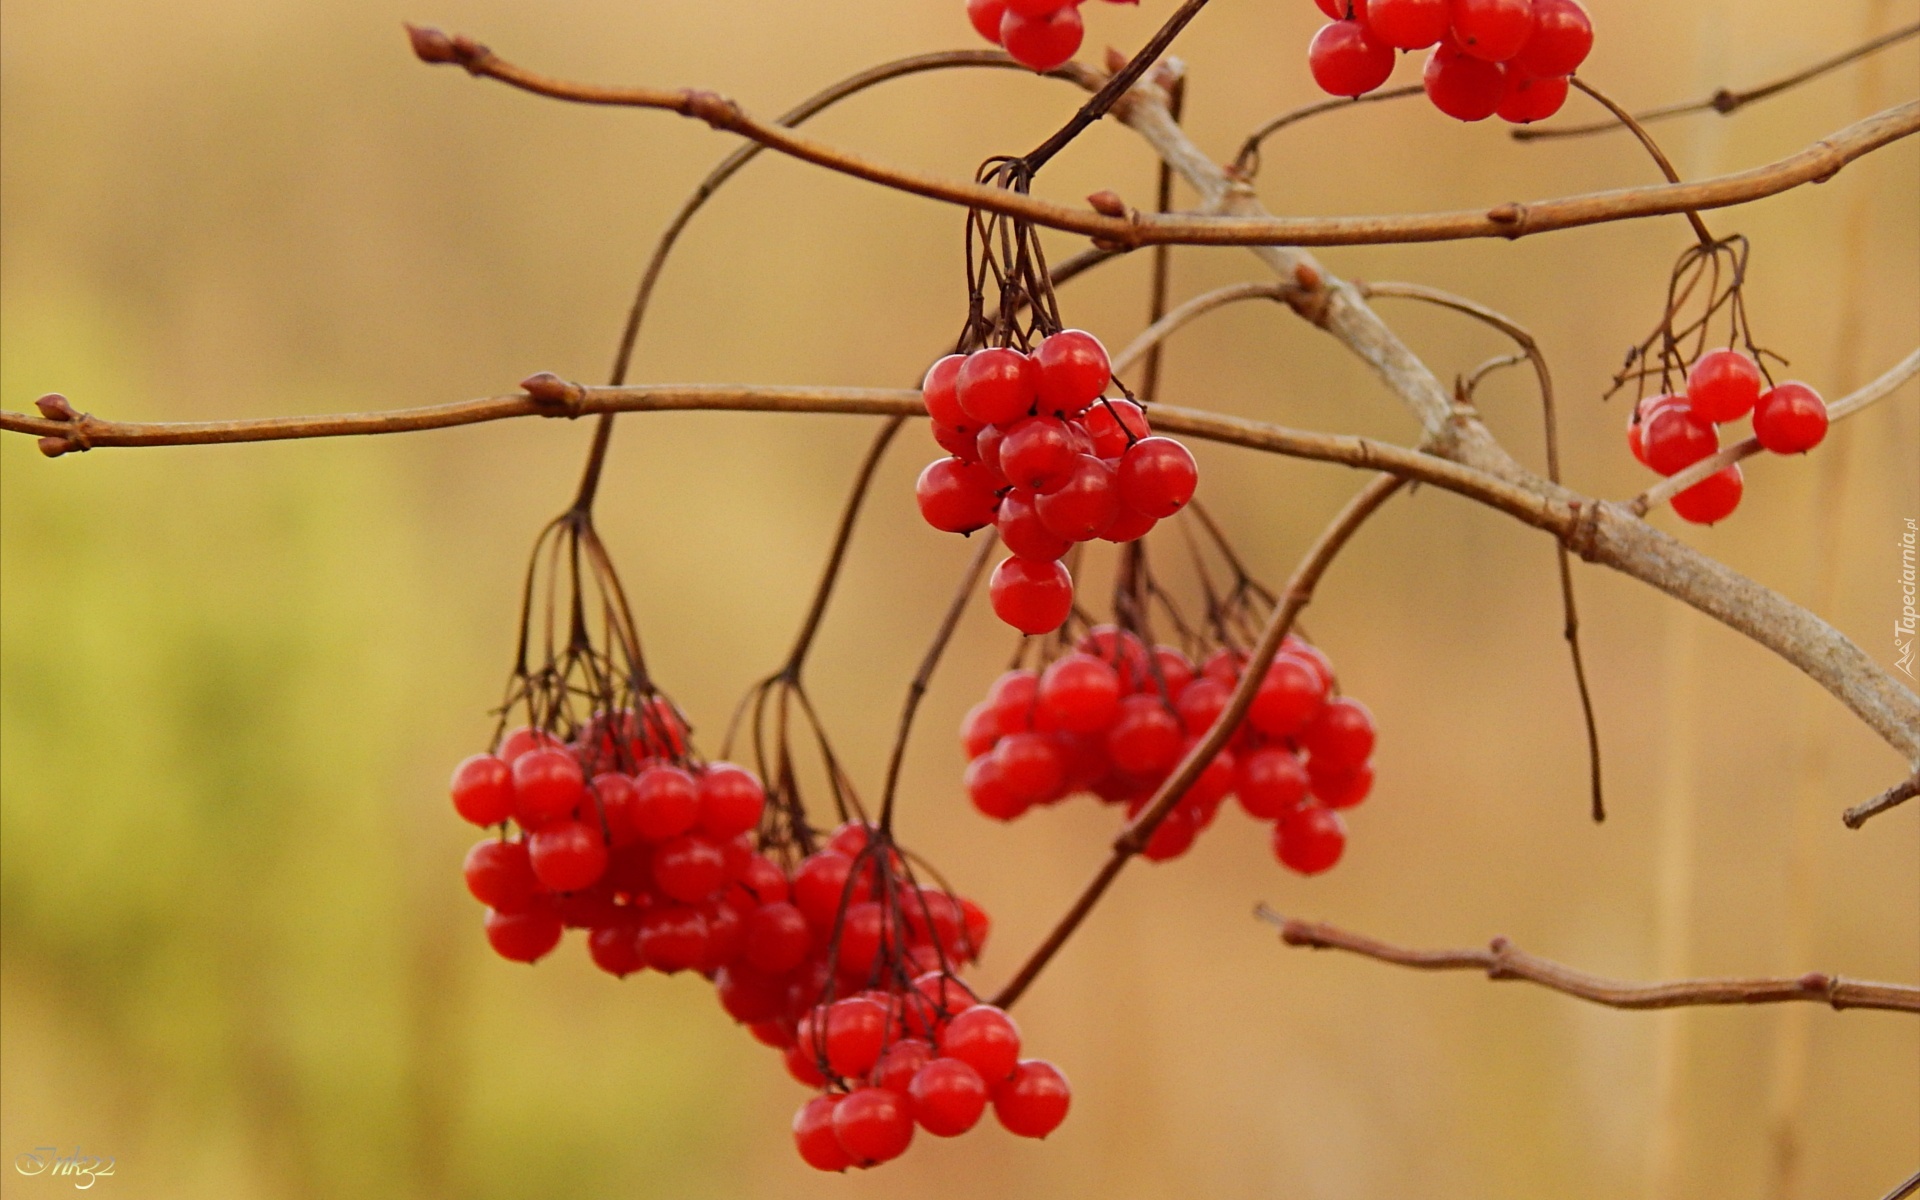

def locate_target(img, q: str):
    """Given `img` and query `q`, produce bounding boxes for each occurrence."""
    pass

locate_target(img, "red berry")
[1081,398,1150,457]
[1175,675,1233,737]
[939,1004,1022,1084]
[995,730,1068,803]
[975,423,1010,487]
[988,668,1041,729]
[793,851,867,932]
[1671,464,1744,525]
[872,1038,936,1093]
[1301,697,1375,768]
[652,833,729,903]
[957,347,1039,425]
[794,1095,852,1172]
[1036,454,1121,541]
[921,354,971,427]
[1275,805,1347,874]
[1511,0,1592,76]
[587,915,644,977]
[993,1059,1072,1138]
[784,1038,828,1088]
[484,902,563,963]
[910,1057,990,1136]
[1308,20,1396,97]
[591,772,643,847]
[696,762,764,839]
[965,754,1028,821]
[1001,4,1083,71]
[996,488,1073,561]
[1237,746,1310,819]
[1315,0,1368,18]
[1032,330,1111,414]
[744,901,811,974]
[1686,349,1764,423]
[1115,436,1199,518]
[1627,393,1687,465]
[636,904,709,973]
[833,1086,915,1166]
[527,819,609,892]
[1752,382,1828,454]
[630,763,700,841]
[497,725,560,764]
[1451,0,1534,62]
[932,420,981,460]
[1307,757,1375,808]
[451,753,515,825]
[1106,694,1184,774]
[1642,405,1719,476]
[511,747,584,828]
[1367,0,1448,49]
[715,965,784,1023]
[822,996,890,1078]
[961,701,1002,759]
[1424,44,1505,120]
[1100,503,1157,544]
[1000,416,1080,494]
[1496,71,1568,123]
[1248,652,1329,737]
[464,838,539,912]
[989,556,1074,635]
[1039,653,1124,733]
[916,457,1002,534]
[1141,807,1200,861]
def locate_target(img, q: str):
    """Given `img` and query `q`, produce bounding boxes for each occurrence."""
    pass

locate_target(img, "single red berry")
[961,701,1003,759]
[957,347,1039,425]
[872,1038,936,1093]
[590,772,643,847]
[1100,503,1157,544]
[1035,454,1121,541]
[996,487,1072,561]
[921,353,971,427]
[743,901,811,975]
[993,1059,1072,1138]
[1000,416,1081,494]
[988,667,1045,732]
[715,965,784,1024]
[939,1004,1021,1084]
[636,904,709,973]
[630,764,700,841]
[1237,746,1311,819]
[1642,405,1720,476]
[989,556,1074,635]
[916,457,1002,534]
[587,915,644,977]
[1308,20,1396,97]
[652,833,729,903]
[451,753,515,825]
[1424,44,1505,120]
[794,1095,852,1172]
[527,819,609,892]
[497,725,560,764]
[1038,653,1124,733]
[1001,4,1083,71]
[1175,675,1233,737]
[1686,349,1764,423]
[1249,653,1329,737]
[1511,0,1592,76]
[792,851,868,932]
[1275,805,1347,874]
[1752,382,1828,454]
[1671,464,1745,525]
[1301,697,1375,768]
[784,1038,828,1088]
[932,420,981,460]
[1366,0,1448,49]
[1106,694,1184,775]
[463,838,539,913]
[696,762,765,839]
[1081,397,1150,457]
[1496,71,1568,123]
[833,1086,915,1167]
[1627,393,1688,465]
[1115,436,1199,518]
[1032,330,1111,414]
[832,899,886,979]
[994,731,1068,803]
[1140,806,1200,862]
[484,902,563,963]
[1451,0,1534,61]
[965,753,1029,821]
[511,747,584,828]
[823,996,890,1078]
[909,972,980,1038]
[909,1057,990,1136]
[1145,644,1197,696]
[1307,756,1375,808]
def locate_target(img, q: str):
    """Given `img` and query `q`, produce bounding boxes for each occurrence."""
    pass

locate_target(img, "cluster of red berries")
[1627,348,1830,524]
[1306,0,1593,124]
[963,0,1131,72]
[961,625,1376,874]
[916,331,1200,637]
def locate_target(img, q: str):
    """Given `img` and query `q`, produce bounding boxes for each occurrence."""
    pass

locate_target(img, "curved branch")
[1257,908,1920,1014]
[403,29,1920,249]
[1109,281,1290,377]
[1843,773,1919,829]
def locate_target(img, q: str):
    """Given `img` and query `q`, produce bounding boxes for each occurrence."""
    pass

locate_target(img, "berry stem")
[1019,0,1214,174]
[1566,78,1717,250]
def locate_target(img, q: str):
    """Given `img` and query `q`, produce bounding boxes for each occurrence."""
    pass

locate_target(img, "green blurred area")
[2,0,1917,1197]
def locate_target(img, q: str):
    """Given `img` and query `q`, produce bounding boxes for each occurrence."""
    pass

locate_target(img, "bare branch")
[1844,774,1920,829]
[1256,907,1920,1014]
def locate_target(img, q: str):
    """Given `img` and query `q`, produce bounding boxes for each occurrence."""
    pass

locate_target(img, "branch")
[1844,773,1920,829]
[1256,908,1920,1015]
[403,28,1920,249]
[1633,346,1920,514]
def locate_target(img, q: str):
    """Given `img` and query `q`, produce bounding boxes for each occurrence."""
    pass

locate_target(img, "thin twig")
[1233,84,1424,178]
[1881,1168,1920,1200]
[1515,23,1920,141]
[993,475,1406,1008]
[1843,774,1920,829]
[1138,74,1186,406]
[1021,0,1213,171]
[1568,78,1717,248]
[1111,281,1291,377]
[1255,907,1920,1014]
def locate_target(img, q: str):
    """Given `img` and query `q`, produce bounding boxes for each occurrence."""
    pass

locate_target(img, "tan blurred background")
[3,0,1916,1196]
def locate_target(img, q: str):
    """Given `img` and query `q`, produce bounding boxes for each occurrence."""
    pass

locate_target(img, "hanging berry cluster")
[916,163,1201,637]
[1307,0,1593,124]
[1620,237,1830,524]
[964,0,1134,72]
[960,544,1378,873]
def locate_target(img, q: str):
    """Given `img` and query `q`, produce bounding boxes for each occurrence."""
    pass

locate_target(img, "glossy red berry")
[1424,45,1505,120]
[821,996,890,1078]
[1081,398,1150,457]
[1141,807,1200,862]
[1686,349,1764,423]
[833,1086,915,1167]
[527,819,608,892]
[910,1057,990,1136]
[1496,71,1568,124]
[989,556,1074,635]
[1752,382,1828,454]
[484,902,563,963]
[1116,436,1199,518]
[794,1095,852,1172]
[1032,330,1111,414]
[1671,464,1744,525]
[1642,405,1719,476]
[1106,694,1184,774]
[1237,746,1310,819]
[1628,393,1687,465]
[1301,696,1375,768]
[932,420,980,460]
[1038,653,1123,733]
[939,1003,1021,1084]
[1275,805,1347,874]
[965,754,1028,821]
[1511,0,1592,76]
[996,488,1073,561]
[993,1059,1072,1138]
[1367,0,1449,49]
[451,753,515,825]
[497,725,561,764]
[1000,416,1080,493]
[921,353,971,427]
[916,457,1002,534]
[957,347,1039,425]
[1100,503,1156,544]
[1451,0,1534,62]
[695,763,764,839]
[792,851,865,931]
[636,904,708,973]
[1307,757,1375,808]
[630,764,700,841]
[995,731,1067,803]
[1308,20,1397,97]
[1248,653,1328,736]
[743,902,811,974]
[1001,4,1083,71]
[652,834,728,903]
[872,1038,936,1093]
[1175,675,1233,737]
[511,747,585,828]
[1036,454,1120,541]
[463,838,539,912]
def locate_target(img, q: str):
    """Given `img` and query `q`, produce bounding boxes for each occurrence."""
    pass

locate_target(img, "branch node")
[680,89,745,132]
[1485,201,1530,239]
[1710,87,1740,114]
[1285,265,1334,328]
[521,372,587,416]
[1086,189,1128,217]
[1561,499,1603,563]
[31,394,92,456]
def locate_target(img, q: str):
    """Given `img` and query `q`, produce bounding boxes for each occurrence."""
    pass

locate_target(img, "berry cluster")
[961,624,1376,874]
[1306,0,1593,125]
[1627,348,1829,524]
[964,0,1131,72]
[916,331,1200,637]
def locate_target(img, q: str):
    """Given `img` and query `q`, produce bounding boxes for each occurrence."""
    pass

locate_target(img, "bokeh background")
[3,0,1917,1196]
